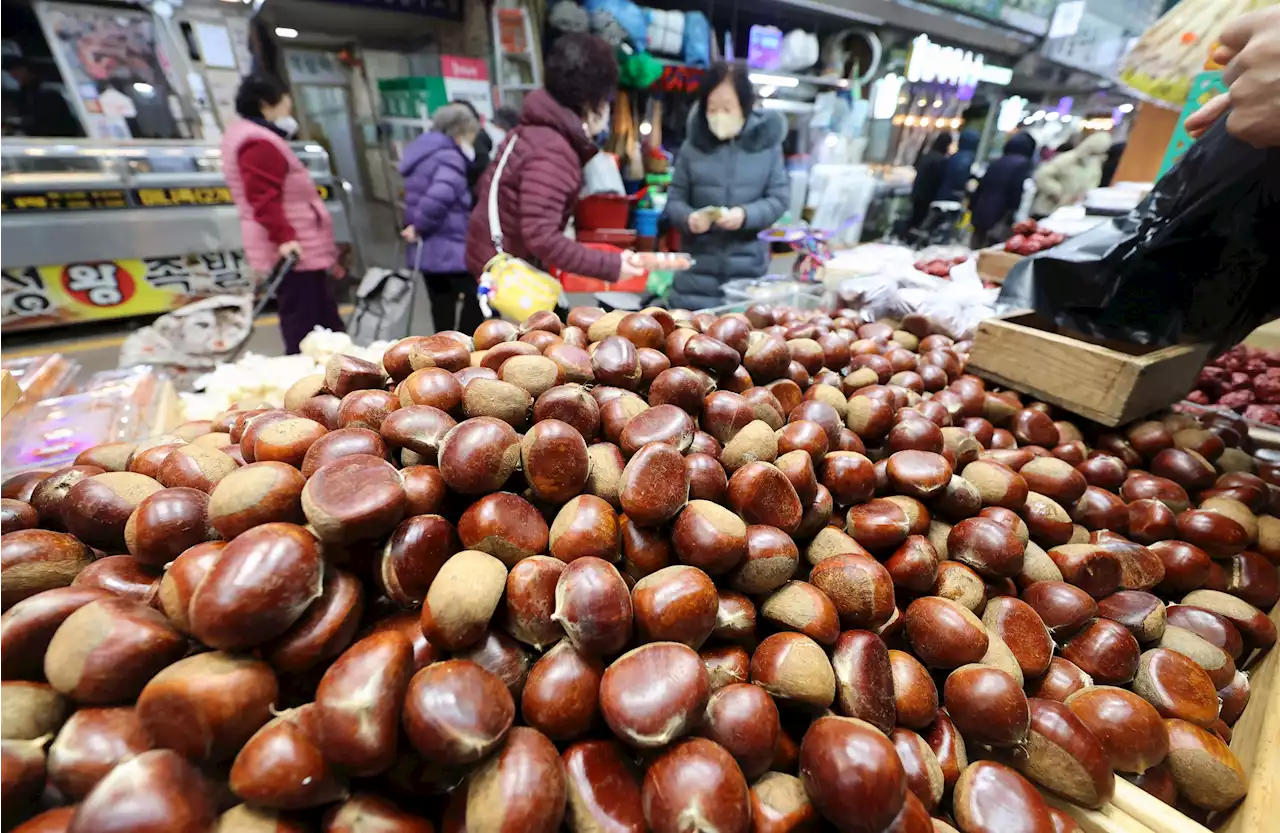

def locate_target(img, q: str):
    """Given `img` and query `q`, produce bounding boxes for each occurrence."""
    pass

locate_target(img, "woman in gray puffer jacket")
[665,62,790,310]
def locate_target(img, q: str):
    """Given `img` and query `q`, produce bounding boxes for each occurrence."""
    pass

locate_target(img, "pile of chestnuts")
[1,302,1276,833]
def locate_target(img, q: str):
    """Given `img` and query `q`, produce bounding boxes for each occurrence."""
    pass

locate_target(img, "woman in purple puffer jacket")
[400,103,484,333]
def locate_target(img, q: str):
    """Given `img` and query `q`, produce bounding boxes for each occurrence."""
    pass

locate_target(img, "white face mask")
[584,104,611,138]
[707,111,745,141]
[458,141,476,161]
[273,115,299,137]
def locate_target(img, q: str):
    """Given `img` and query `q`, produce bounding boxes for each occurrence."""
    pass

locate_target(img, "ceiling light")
[759,85,776,98]
[748,73,799,88]
[1118,103,1134,113]
[639,121,651,136]
[933,99,942,108]
[275,27,299,38]
[133,82,154,94]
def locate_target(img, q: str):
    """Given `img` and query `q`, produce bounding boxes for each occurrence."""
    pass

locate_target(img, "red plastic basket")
[576,194,634,231]
[551,241,648,293]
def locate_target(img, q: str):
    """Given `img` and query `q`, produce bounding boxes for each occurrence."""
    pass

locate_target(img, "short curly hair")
[544,33,618,116]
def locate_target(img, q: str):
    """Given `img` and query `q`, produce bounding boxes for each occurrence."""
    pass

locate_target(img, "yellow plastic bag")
[483,253,561,321]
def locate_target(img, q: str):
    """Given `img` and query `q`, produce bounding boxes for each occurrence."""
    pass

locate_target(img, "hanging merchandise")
[821,29,882,85]
[682,11,712,67]
[548,1,591,34]
[747,25,785,69]
[779,30,821,73]
[645,9,685,56]
[586,0,648,48]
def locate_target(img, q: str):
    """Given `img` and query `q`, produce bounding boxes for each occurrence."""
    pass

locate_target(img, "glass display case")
[1,139,353,332]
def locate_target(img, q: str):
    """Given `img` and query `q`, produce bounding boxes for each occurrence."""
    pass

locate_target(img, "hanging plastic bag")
[997,117,1280,355]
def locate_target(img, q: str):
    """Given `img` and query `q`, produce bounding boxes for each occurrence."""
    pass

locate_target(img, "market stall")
[1,298,1276,833]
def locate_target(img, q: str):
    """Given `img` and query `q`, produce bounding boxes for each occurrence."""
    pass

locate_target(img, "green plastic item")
[619,52,664,90]
[646,269,675,298]
[1158,71,1228,178]
[645,172,672,186]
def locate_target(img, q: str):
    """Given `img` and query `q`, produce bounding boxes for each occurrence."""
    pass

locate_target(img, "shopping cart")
[222,252,299,362]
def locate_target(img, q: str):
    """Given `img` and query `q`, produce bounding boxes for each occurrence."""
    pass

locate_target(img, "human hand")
[715,206,746,231]
[688,210,712,235]
[1185,8,1280,147]
[278,240,302,259]
[400,225,418,242]
[618,250,646,281]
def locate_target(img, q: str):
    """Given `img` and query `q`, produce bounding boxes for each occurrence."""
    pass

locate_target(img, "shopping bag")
[998,116,1280,355]
[347,241,421,345]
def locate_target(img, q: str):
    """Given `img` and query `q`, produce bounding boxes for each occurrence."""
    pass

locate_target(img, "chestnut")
[28,465,103,530]
[204,463,303,540]
[933,560,987,613]
[503,556,565,650]
[885,450,952,501]
[952,761,1054,833]
[943,664,1030,747]
[643,738,750,833]
[420,550,507,651]
[402,659,513,765]
[751,632,835,710]
[2,471,53,503]
[845,497,929,552]
[982,596,1054,678]
[809,552,895,630]
[70,554,160,605]
[120,487,212,568]
[1,529,95,608]
[903,597,989,669]
[1131,648,1219,728]
[1164,604,1244,660]
[1180,588,1276,648]
[44,597,185,703]
[554,556,632,656]
[685,453,729,504]
[47,706,152,803]
[830,630,895,734]
[799,715,906,833]
[136,651,276,764]
[761,581,840,646]
[601,642,709,747]
[1065,685,1168,774]
[71,748,217,832]
[884,535,940,594]
[961,461,1028,510]
[886,649,936,731]
[1096,590,1167,644]
[61,472,164,551]
[300,427,387,478]
[1061,618,1140,685]
[0,586,111,680]
[437,417,521,495]
[521,640,603,741]
[547,495,618,563]
[229,704,346,809]
[632,562,719,650]
[750,772,817,833]
[562,739,645,833]
[265,567,364,673]
[1157,626,1237,689]
[700,682,781,779]
[947,517,1024,579]
[189,523,323,651]
[455,494,543,569]
[1162,718,1247,811]
[619,443,689,527]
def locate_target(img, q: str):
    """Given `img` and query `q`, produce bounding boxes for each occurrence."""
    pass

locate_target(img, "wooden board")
[1243,319,1280,351]
[967,313,1212,426]
[976,247,1023,284]
[1,370,20,418]
[1216,600,1280,833]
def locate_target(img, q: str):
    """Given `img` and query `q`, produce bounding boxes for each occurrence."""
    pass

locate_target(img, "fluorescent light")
[1061,114,1073,122]
[1118,103,1134,113]
[133,82,154,94]
[275,27,298,38]
[758,85,777,98]
[824,134,839,147]
[917,99,927,107]
[748,73,799,88]
[639,121,651,136]
[978,64,1014,85]
[1046,111,1060,121]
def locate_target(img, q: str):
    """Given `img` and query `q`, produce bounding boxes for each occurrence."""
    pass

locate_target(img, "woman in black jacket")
[907,133,952,233]
[971,131,1037,247]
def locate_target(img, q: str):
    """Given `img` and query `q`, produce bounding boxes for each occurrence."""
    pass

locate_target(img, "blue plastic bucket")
[633,207,662,237]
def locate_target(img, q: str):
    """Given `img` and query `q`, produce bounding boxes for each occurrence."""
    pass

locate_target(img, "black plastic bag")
[998,117,1280,355]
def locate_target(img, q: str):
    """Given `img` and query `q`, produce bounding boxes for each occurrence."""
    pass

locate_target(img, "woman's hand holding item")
[715,206,746,231]
[1185,7,1280,147]
[400,226,419,242]
[688,209,713,234]
[618,249,646,281]
[278,240,303,259]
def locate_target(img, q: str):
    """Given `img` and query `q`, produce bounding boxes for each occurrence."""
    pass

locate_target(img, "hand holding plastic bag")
[997,117,1280,354]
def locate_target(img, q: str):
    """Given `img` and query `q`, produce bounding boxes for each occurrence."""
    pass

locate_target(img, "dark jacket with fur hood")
[665,106,789,310]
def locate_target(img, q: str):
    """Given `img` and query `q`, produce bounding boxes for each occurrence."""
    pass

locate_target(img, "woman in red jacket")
[222,76,344,354]
[466,33,644,285]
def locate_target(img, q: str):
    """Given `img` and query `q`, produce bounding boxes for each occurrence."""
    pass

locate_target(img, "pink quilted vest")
[222,118,337,274]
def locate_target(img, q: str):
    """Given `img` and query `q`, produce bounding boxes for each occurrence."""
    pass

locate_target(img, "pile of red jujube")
[2,302,1277,833]
[1003,220,1066,256]
[1186,343,1280,425]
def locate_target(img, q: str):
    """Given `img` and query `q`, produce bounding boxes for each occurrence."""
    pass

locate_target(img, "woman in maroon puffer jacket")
[466,33,644,285]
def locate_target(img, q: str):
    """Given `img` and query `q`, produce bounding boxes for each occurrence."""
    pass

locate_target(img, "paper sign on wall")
[441,55,492,119]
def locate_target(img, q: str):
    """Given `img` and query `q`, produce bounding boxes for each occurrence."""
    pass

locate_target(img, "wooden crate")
[966,312,1212,427]
[976,246,1023,284]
